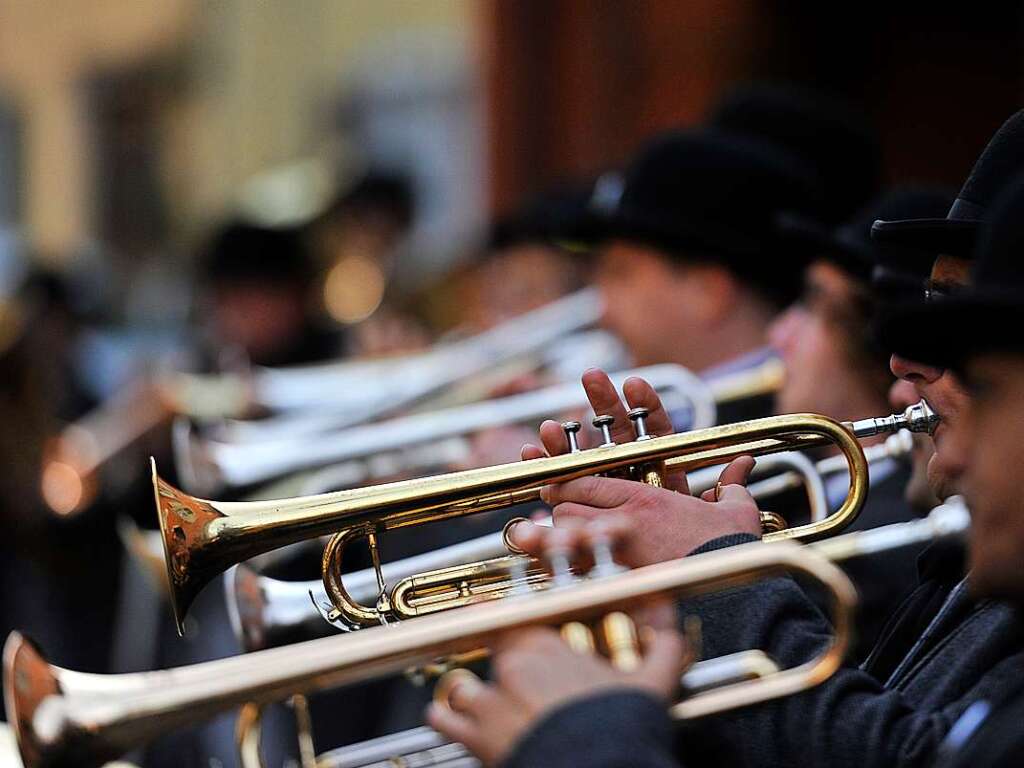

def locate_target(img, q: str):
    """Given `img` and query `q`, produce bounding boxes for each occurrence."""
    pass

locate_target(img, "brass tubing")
[5,538,856,768]
[156,404,934,633]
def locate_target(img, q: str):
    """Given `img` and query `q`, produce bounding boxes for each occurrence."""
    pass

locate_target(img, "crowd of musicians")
[1,82,1023,767]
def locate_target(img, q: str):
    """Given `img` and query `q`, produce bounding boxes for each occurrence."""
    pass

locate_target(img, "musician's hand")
[508,456,761,567]
[521,368,690,493]
[426,619,689,767]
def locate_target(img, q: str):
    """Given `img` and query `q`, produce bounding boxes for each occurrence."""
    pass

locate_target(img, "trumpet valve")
[544,529,576,589]
[561,421,583,453]
[561,622,597,654]
[627,407,653,440]
[601,612,642,672]
[592,414,616,447]
[590,530,625,578]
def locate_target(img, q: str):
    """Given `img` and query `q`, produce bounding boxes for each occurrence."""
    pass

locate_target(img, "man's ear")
[684,263,738,326]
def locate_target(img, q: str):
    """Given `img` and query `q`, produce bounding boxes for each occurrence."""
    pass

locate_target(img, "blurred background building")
[1,2,1021,325]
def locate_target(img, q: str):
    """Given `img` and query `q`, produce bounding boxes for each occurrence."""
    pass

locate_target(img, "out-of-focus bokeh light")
[41,460,85,516]
[323,254,386,324]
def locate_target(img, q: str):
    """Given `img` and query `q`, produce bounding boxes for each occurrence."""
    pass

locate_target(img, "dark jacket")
[504,690,680,768]
[673,536,1024,768]
[934,678,1024,768]
[503,539,1023,768]
[821,464,921,661]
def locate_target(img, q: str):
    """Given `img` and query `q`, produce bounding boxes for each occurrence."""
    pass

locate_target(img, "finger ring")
[502,517,529,554]
[714,481,724,502]
[434,669,481,711]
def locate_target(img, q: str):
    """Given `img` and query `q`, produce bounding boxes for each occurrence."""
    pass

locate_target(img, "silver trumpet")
[224,429,915,653]
[177,288,608,425]
[173,362,726,494]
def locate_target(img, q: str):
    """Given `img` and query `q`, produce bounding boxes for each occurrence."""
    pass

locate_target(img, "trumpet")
[174,362,722,495]
[6,538,852,768]
[276,503,972,768]
[39,289,611,516]
[155,401,937,635]
[226,431,915,652]
[181,287,608,422]
[4,502,969,768]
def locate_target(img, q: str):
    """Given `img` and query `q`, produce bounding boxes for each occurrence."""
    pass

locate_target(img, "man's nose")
[890,353,945,384]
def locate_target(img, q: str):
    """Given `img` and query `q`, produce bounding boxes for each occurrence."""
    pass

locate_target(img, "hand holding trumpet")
[511,368,763,567]
[428,515,692,767]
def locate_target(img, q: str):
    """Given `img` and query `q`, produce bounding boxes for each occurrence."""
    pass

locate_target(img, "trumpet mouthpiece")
[848,400,939,439]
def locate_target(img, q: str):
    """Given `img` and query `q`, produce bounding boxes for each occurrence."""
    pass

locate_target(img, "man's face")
[594,241,707,367]
[769,261,864,417]
[210,283,307,364]
[889,255,973,500]
[960,354,1024,601]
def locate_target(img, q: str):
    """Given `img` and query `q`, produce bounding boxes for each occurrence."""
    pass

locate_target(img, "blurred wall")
[179,0,477,233]
[0,0,193,262]
[484,1,1024,214]
[0,0,476,265]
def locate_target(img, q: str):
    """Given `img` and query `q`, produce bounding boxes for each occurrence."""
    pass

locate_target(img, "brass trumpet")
[5,503,969,768]
[239,500,970,768]
[154,402,936,635]
[226,431,915,653]
[6,534,857,768]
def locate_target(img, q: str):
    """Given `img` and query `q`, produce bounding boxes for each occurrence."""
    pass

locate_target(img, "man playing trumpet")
[429,112,1024,768]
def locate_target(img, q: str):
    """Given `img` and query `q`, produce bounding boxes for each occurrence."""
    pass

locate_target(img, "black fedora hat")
[578,129,823,307]
[487,179,595,252]
[877,169,1024,370]
[709,82,882,225]
[808,186,955,283]
[871,109,1024,258]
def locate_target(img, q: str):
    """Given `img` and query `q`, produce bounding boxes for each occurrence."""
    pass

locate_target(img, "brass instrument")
[241,500,971,768]
[5,502,969,768]
[226,433,914,652]
[174,362,720,495]
[7,535,856,768]
[40,289,610,516]
[155,402,936,635]
[181,287,608,423]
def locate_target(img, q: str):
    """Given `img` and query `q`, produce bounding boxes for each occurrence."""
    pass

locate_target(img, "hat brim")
[877,292,1024,370]
[870,218,979,258]
[572,207,762,261]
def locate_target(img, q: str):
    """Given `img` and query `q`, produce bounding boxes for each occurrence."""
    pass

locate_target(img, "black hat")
[877,169,1024,369]
[200,220,313,287]
[872,109,1024,258]
[323,170,416,231]
[488,180,595,252]
[578,130,823,308]
[709,82,882,225]
[821,187,955,283]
